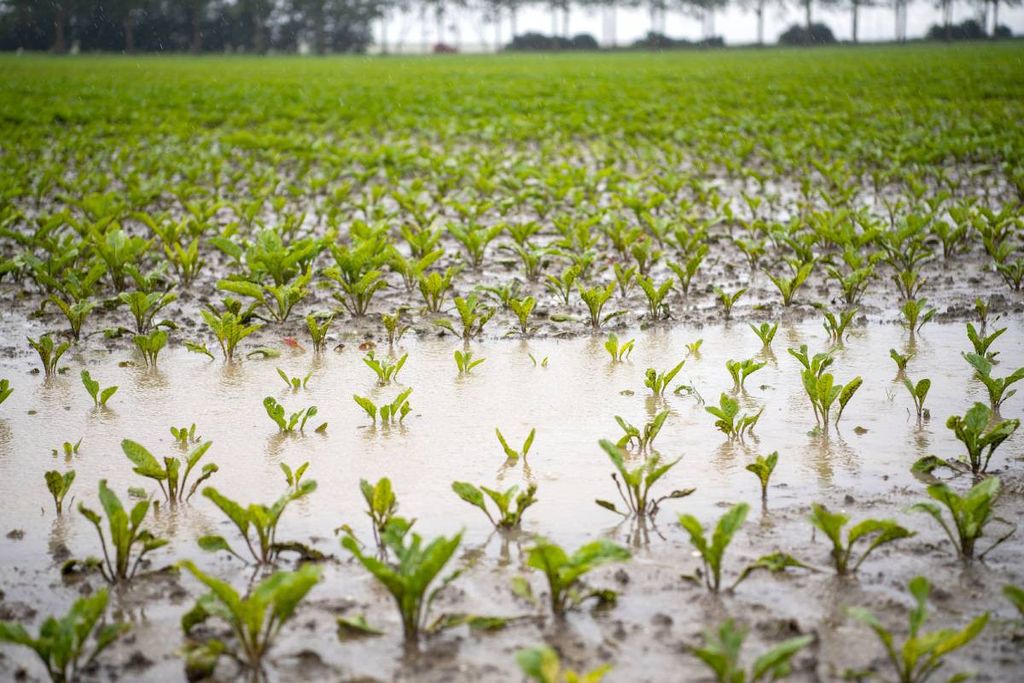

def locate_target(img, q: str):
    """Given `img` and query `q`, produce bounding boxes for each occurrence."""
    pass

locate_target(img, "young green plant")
[595,440,693,518]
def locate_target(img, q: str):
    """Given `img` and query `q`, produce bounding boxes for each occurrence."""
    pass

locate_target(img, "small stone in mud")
[844,494,855,504]
[651,613,673,627]
[854,425,868,434]
[6,529,24,540]
[620,389,634,396]
[614,569,630,584]
[125,651,154,671]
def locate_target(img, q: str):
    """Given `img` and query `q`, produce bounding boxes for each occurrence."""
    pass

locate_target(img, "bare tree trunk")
[805,0,812,33]
[53,3,67,53]
[313,2,325,53]
[757,4,764,45]
[494,7,500,52]
[511,7,518,37]
[851,1,858,43]
[253,12,266,54]
[421,6,428,52]
[993,0,1000,33]
[191,8,202,53]
[381,11,388,54]
[562,4,569,37]
[123,15,135,53]
[435,7,444,45]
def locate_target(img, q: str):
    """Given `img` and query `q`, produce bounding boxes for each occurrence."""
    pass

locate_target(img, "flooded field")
[1,47,1024,683]
[1,319,1022,681]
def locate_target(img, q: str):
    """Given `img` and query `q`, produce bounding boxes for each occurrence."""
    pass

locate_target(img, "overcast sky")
[376,3,1024,51]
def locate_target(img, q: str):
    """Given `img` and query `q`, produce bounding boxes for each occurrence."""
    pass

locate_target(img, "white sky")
[376,2,1024,51]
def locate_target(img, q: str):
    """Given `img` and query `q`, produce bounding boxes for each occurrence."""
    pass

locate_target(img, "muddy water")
[1,319,1023,681]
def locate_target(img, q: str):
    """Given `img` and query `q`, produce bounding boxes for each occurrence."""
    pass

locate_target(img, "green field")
[3,45,1023,168]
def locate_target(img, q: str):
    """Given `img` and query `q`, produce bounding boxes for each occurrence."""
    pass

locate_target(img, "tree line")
[0,0,1017,54]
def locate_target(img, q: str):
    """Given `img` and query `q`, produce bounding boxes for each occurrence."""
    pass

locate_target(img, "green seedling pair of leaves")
[516,645,611,683]
[727,358,766,392]
[509,295,537,335]
[357,477,405,547]
[595,440,692,518]
[53,439,82,459]
[0,588,128,683]
[305,313,333,353]
[578,282,622,329]
[418,267,457,313]
[746,451,778,503]
[45,469,75,515]
[342,520,463,642]
[645,360,684,396]
[380,310,410,346]
[679,503,749,592]
[519,538,630,616]
[809,503,913,575]
[917,402,1020,476]
[849,576,988,683]
[910,476,1014,561]
[604,333,635,362]
[263,396,322,433]
[170,423,199,445]
[965,322,1004,362]
[80,370,117,408]
[50,294,96,341]
[454,349,484,374]
[122,438,217,504]
[218,268,311,323]
[714,286,745,319]
[749,322,778,348]
[201,309,261,362]
[903,376,931,419]
[900,297,935,334]
[766,261,813,306]
[436,294,494,340]
[822,307,857,345]
[198,478,318,565]
[28,335,69,378]
[890,348,912,375]
[354,388,412,427]
[964,352,1024,411]
[496,427,536,463]
[363,351,407,385]
[0,378,12,406]
[277,367,312,390]
[133,329,167,368]
[691,618,812,683]
[790,346,861,429]
[545,265,580,306]
[118,289,176,334]
[180,561,321,680]
[325,266,386,317]
[706,393,763,441]
[614,409,668,452]
[77,480,168,584]
[637,274,673,321]
[452,481,538,529]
